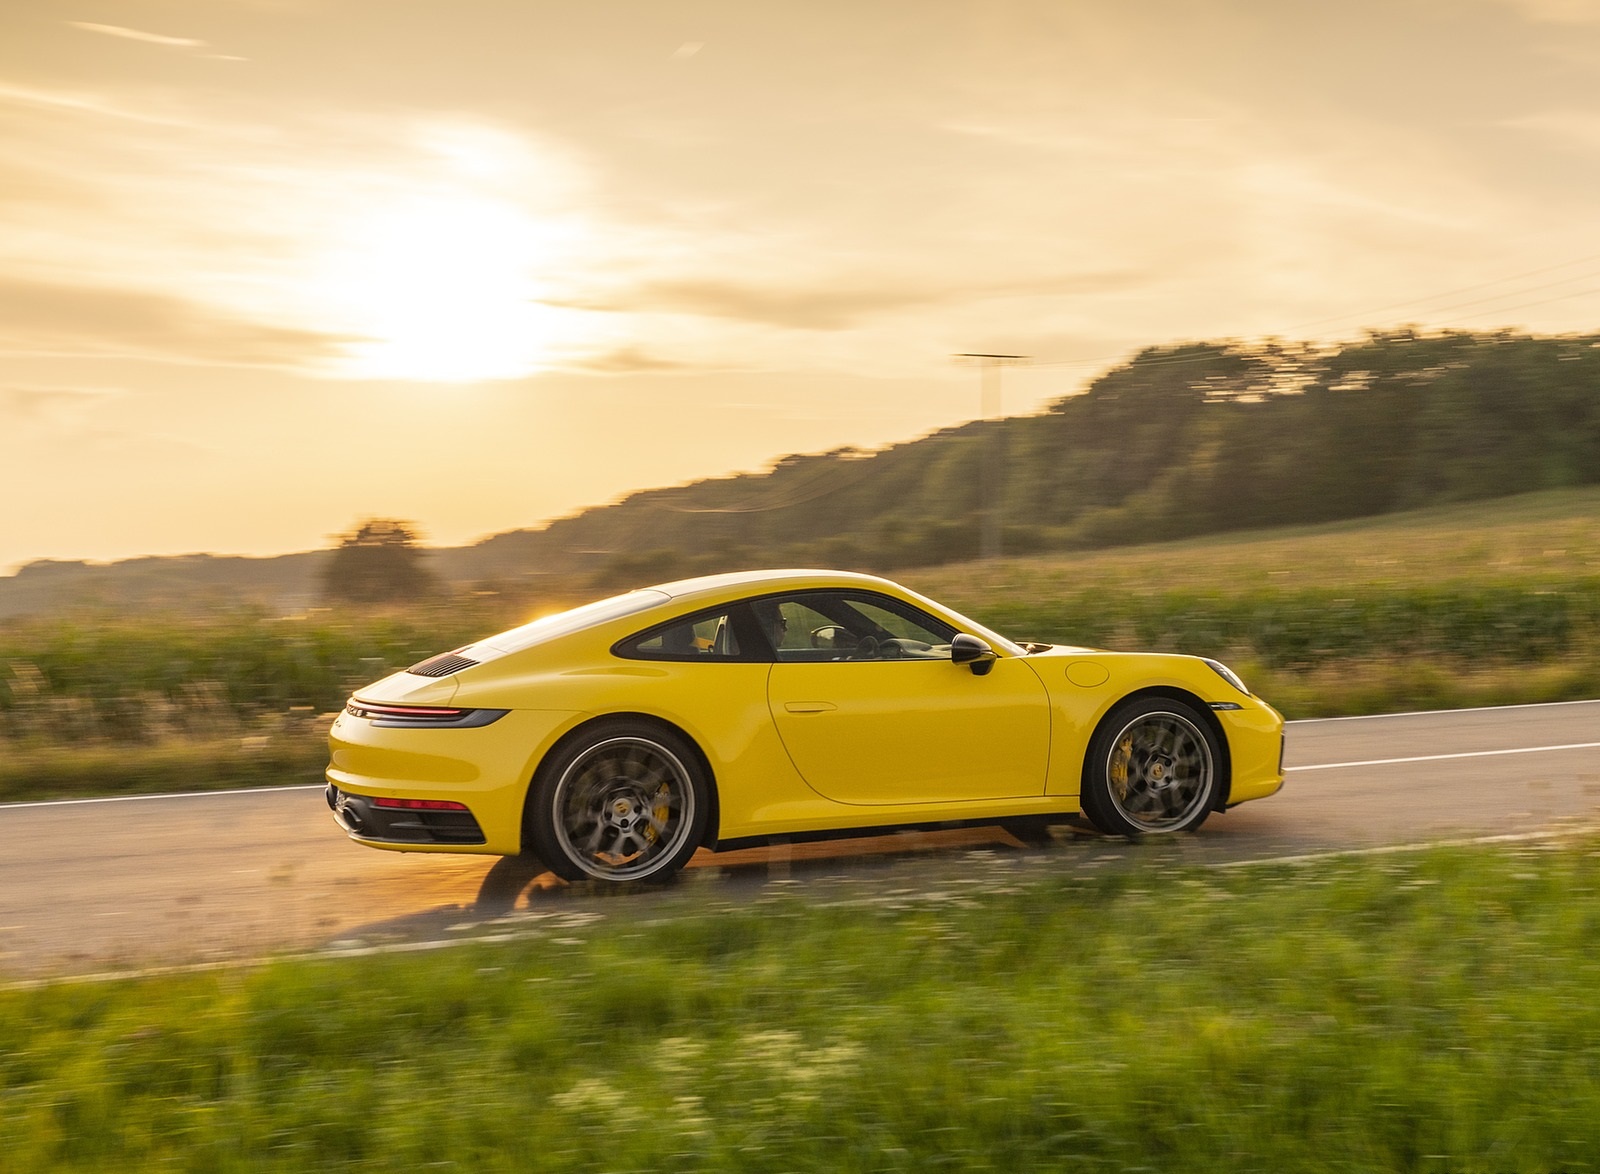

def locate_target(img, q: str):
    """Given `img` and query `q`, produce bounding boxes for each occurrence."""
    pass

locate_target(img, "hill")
[3,329,1598,619]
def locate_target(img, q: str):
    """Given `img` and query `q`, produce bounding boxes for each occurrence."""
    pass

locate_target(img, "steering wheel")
[848,635,880,660]
[810,624,855,650]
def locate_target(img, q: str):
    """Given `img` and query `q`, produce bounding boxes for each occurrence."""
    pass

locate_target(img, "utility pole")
[954,353,1028,560]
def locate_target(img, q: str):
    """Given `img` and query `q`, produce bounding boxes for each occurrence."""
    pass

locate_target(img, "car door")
[761,590,1050,805]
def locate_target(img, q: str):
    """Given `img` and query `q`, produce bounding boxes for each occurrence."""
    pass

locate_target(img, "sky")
[4,0,1600,573]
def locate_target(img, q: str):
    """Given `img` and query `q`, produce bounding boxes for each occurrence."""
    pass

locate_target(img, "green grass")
[909,485,1600,598]
[0,730,329,804]
[5,839,1600,1170]
[0,604,504,732]
[959,582,1600,665]
[1247,654,1600,719]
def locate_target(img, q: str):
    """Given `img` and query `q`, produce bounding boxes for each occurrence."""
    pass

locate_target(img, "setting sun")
[307,189,594,382]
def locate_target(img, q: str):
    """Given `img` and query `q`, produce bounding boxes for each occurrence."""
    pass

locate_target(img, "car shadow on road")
[482,820,1135,907]
[316,822,1146,956]
[474,824,1083,912]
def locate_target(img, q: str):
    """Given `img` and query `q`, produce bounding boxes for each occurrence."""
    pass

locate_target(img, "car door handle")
[783,701,837,713]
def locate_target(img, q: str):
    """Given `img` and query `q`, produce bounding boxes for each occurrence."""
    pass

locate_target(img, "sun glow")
[308,194,578,381]
[297,125,612,382]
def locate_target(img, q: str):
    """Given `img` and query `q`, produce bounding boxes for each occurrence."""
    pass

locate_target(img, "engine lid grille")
[406,652,479,678]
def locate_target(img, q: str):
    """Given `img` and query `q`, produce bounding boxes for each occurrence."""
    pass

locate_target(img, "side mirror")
[950,633,997,676]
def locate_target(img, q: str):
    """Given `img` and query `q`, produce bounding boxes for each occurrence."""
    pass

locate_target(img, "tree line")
[462,330,1598,590]
[215,329,1600,605]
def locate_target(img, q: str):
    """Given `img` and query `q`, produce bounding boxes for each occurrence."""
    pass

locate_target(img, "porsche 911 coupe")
[326,569,1284,883]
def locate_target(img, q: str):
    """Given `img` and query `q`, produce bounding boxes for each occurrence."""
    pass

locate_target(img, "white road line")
[1289,741,1600,772]
[1286,697,1600,725]
[1210,825,1600,869]
[0,929,552,992]
[0,784,324,812]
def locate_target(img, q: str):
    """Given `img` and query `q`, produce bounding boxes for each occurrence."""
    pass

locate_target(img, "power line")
[954,354,1028,558]
[1283,250,1600,334]
[1025,253,1600,374]
[1434,281,1600,324]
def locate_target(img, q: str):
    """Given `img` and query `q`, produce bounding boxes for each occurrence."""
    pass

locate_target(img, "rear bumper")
[325,706,582,855]
[326,784,487,845]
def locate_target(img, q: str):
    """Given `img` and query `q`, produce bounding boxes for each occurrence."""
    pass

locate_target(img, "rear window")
[616,607,748,660]
[463,590,671,658]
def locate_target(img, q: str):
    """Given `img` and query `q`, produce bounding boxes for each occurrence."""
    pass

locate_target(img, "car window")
[470,589,671,657]
[753,590,957,662]
[616,609,744,660]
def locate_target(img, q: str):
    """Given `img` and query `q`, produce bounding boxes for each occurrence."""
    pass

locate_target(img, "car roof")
[461,569,921,661]
[646,569,1026,658]
[650,568,898,603]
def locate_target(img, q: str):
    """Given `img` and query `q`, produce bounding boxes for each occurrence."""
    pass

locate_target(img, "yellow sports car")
[326,570,1283,882]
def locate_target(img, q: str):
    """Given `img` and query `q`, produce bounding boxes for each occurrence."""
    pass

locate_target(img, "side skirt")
[713,813,1084,854]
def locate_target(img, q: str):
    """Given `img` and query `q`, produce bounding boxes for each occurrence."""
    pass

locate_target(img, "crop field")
[913,486,1600,597]
[913,486,1600,717]
[2,487,1597,801]
[4,838,1599,1170]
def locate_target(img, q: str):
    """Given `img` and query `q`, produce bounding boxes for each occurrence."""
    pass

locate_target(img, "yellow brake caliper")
[1110,735,1132,799]
[646,783,671,843]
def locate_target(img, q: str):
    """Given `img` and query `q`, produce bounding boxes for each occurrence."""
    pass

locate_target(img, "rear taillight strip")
[373,797,471,811]
[349,702,467,720]
[345,700,509,729]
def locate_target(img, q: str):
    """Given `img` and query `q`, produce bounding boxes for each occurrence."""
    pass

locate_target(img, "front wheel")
[527,721,710,883]
[1080,698,1220,837]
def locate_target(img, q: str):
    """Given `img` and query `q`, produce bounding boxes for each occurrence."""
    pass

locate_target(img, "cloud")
[0,384,220,460]
[595,280,949,330]
[563,270,1149,332]
[0,385,139,450]
[0,81,193,127]
[571,347,692,373]
[1481,0,1600,23]
[0,94,609,381]
[68,22,205,48]
[1500,109,1600,152]
[0,383,119,420]
[0,278,362,369]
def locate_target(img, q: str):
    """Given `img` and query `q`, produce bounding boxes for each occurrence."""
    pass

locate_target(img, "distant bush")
[320,519,440,605]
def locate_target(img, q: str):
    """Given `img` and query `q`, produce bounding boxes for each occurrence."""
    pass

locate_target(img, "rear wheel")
[527,720,709,883]
[1081,698,1219,837]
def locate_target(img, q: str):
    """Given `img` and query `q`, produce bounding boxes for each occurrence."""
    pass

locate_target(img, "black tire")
[526,719,709,884]
[1080,697,1220,837]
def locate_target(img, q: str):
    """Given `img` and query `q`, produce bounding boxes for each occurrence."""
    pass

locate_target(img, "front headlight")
[1201,658,1250,696]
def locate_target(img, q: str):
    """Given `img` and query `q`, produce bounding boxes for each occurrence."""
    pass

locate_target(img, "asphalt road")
[2,699,1597,981]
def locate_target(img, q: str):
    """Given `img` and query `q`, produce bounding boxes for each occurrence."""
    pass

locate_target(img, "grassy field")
[0,732,330,803]
[2,487,1597,801]
[4,837,1600,1170]
[911,485,1600,598]
[916,486,1600,717]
